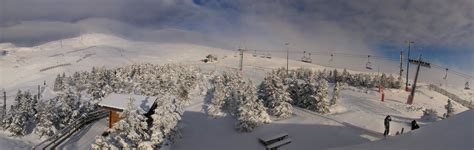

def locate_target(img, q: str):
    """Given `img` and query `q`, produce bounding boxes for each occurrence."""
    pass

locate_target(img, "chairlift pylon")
[443,68,448,80]
[307,53,312,63]
[465,80,470,90]
[366,55,373,70]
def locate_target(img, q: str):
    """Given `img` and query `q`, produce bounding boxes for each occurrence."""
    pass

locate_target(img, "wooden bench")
[259,133,291,150]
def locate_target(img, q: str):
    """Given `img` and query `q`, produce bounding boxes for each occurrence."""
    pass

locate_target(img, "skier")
[384,115,392,137]
[411,120,420,130]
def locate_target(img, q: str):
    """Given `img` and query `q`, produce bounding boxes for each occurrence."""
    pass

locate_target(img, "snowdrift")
[332,109,474,150]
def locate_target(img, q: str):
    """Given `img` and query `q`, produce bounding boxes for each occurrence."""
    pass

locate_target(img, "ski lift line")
[239,48,473,78]
[431,64,472,79]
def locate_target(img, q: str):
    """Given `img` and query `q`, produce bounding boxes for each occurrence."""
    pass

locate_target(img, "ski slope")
[330,109,474,150]
[0,33,472,149]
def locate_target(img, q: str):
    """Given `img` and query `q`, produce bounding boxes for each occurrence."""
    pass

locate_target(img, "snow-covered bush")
[258,72,292,119]
[421,109,439,121]
[91,136,111,150]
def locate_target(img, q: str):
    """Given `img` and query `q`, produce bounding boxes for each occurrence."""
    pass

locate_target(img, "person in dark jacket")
[384,115,392,136]
[411,120,420,130]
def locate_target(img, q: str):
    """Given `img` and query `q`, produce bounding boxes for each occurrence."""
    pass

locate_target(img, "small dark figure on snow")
[384,115,392,137]
[411,120,420,130]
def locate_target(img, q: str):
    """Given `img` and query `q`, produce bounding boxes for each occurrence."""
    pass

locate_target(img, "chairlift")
[301,51,306,62]
[307,53,312,63]
[329,54,333,62]
[266,51,272,59]
[465,80,470,90]
[365,55,373,70]
[260,51,266,58]
[253,50,257,57]
[301,51,311,63]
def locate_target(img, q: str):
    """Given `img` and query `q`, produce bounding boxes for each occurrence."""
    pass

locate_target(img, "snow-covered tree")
[220,71,243,116]
[34,99,59,138]
[91,136,111,150]
[259,73,293,119]
[57,88,82,128]
[312,79,330,114]
[111,97,150,148]
[5,90,31,136]
[444,99,454,118]
[206,75,226,118]
[235,81,271,132]
[330,82,341,106]
[53,74,65,91]
[421,109,439,121]
[150,95,183,147]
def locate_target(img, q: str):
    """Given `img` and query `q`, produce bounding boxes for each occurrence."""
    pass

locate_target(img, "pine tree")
[112,97,150,148]
[235,81,271,132]
[313,79,330,114]
[444,99,454,118]
[57,88,82,128]
[34,99,58,138]
[151,95,182,147]
[206,75,226,118]
[53,74,65,91]
[6,90,30,136]
[330,82,341,106]
[258,73,293,119]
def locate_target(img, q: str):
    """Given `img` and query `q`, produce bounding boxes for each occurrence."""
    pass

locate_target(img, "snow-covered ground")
[0,33,472,149]
[330,109,474,150]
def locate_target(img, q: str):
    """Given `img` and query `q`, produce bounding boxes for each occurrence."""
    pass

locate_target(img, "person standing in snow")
[411,120,420,130]
[384,115,392,137]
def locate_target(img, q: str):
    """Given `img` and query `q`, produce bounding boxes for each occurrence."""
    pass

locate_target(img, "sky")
[0,0,473,76]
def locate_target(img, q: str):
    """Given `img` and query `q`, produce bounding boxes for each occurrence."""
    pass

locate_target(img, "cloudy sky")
[0,0,473,75]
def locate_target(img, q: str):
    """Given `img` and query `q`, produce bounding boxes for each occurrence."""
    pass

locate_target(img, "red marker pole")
[380,86,385,102]
[381,92,385,102]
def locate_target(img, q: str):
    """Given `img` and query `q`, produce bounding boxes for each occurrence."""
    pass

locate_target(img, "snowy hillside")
[0,34,472,149]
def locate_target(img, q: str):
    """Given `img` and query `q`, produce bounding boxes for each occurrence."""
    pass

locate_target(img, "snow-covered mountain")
[0,33,472,149]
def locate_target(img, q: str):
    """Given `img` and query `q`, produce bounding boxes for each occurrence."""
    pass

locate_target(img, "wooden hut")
[98,93,157,128]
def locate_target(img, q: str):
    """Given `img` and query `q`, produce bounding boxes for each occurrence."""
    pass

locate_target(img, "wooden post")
[37,85,41,100]
[239,48,244,72]
[3,89,6,118]
[109,111,112,128]
[399,50,403,80]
